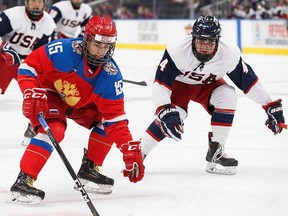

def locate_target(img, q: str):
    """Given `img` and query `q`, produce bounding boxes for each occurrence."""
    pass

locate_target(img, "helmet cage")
[83,35,116,66]
[83,16,117,66]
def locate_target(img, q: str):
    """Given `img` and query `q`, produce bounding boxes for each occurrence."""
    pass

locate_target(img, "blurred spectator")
[143,6,157,19]
[0,3,9,13]
[116,6,134,18]
[229,0,288,20]
[271,0,288,19]
[93,6,102,16]
[101,2,114,17]
[136,5,145,19]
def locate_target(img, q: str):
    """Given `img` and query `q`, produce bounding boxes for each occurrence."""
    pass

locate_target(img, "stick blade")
[123,79,148,86]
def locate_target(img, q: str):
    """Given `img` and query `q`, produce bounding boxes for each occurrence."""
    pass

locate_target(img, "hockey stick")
[38,114,100,216]
[123,79,148,86]
[279,122,288,129]
[87,0,108,7]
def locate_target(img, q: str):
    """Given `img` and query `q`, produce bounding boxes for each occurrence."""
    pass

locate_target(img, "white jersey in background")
[49,1,92,38]
[0,6,55,57]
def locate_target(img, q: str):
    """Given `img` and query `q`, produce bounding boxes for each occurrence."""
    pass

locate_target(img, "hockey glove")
[156,104,184,142]
[121,141,145,183]
[0,42,21,66]
[263,99,285,134]
[22,88,48,125]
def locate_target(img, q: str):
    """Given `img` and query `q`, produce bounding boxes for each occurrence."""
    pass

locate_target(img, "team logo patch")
[54,79,81,106]
[104,62,118,75]
[72,40,83,55]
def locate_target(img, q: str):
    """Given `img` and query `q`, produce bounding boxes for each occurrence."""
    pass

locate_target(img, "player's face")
[87,39,110,59]
[70,0,83,5]
[26,0,45,14]
[194,38,217,55]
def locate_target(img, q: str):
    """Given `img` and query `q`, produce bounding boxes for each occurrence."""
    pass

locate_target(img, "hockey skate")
[74,149,114,195]
[8,171,45,205]
[205,132,238,175]
[21,122,36,146]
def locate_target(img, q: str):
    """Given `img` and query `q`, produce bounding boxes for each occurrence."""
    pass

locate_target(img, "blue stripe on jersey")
[0,12,13,37]
[81,17,90,27]
[155,50,181,88]
[146,120,166,141]
[49,6,62,23]
[18,68,37,77]
[92,126,107,136]
[34,34,54,50]
[30,138,54,153]
[211,111,234,126]
[103,119,128,128]
[227,57,258,93]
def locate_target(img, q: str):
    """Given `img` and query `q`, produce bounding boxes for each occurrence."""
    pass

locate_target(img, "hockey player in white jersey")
[140,15,285,175]
[21,0,92,146]
[0,0,55,95]
[49,0,92,39]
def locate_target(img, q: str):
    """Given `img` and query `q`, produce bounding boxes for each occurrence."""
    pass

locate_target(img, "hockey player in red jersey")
[9,16,144,205]
[0,0,55,95]
[140,15,285,175]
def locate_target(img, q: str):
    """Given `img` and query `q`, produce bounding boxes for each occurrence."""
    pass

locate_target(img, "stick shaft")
[38,114,100,216]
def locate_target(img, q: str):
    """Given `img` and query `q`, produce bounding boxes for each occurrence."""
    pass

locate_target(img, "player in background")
[49,0,92,39]
[140,15,285,175]
[0,0,55,95]
[9,16,144,205]
[21,0,92,146]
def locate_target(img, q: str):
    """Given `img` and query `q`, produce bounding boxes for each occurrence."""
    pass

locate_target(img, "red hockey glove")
[0,42,21,66]
[156,104,184,142]
[121,141,145,183]
[263,99,285,135]
[22,88,48,124]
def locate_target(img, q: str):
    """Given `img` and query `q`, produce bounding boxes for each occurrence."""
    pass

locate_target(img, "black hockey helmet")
[192,15,221,62]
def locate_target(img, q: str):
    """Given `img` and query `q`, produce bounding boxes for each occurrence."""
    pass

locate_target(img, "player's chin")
[199,50,212,55]
[94,54,105,59]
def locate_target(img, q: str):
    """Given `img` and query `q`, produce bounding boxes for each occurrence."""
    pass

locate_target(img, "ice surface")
[1,49,288,216]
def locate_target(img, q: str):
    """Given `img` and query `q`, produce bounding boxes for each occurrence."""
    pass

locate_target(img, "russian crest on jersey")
[72,40,83,55]
[103,62,118,75]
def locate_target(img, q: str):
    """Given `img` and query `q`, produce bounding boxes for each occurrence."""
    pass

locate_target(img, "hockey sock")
[20,133,54,180]
[87,127,113,166]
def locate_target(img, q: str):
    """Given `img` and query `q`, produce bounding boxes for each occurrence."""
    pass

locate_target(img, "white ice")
[1,49,288,216]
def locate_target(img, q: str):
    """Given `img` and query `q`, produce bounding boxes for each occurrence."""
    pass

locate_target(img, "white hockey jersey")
[49,1,92,38]
[0,6,56,57]
[151,34,271,110]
